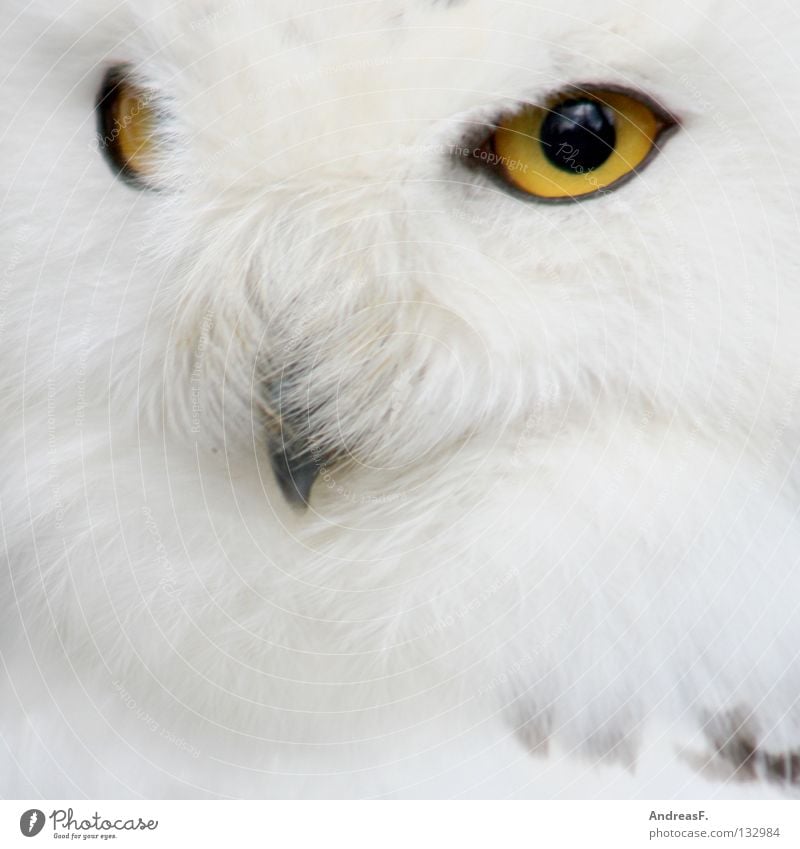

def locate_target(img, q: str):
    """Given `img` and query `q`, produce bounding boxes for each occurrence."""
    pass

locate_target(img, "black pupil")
[540,98,616,172]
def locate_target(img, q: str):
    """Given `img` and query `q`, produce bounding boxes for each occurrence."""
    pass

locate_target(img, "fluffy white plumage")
[2,0,800,797]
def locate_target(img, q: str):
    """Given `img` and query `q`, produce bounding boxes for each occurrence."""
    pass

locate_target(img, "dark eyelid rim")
[460,83,679,204]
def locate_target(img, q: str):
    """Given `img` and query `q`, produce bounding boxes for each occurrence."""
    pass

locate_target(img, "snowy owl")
[1,0,799,798]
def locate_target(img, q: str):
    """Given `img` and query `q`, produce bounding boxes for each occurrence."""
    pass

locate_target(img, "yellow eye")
[490,88,675,200]
[96,67,158,187]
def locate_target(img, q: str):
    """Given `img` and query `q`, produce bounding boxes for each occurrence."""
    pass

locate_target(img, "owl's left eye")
[96,66,158,188]
[485,87,676,201]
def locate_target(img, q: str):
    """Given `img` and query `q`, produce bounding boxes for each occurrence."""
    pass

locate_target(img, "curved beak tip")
[269,445,321,508]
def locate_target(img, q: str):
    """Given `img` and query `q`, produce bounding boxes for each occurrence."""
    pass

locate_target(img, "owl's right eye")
[483,86,676,201]
[95,66,158,188]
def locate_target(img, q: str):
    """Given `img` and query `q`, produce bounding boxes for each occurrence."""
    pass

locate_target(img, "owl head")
[3,0,799,517]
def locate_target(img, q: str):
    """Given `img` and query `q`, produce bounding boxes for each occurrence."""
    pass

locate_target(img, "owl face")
[5,0,800,800]
[4,0,799,512]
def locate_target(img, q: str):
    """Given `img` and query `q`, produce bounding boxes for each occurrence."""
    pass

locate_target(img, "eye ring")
[477,85,678,203]
[95,65,158,189]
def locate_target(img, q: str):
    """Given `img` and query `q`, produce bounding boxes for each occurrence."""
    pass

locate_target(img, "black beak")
[267,371,325,508]
[269,438,321,508]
